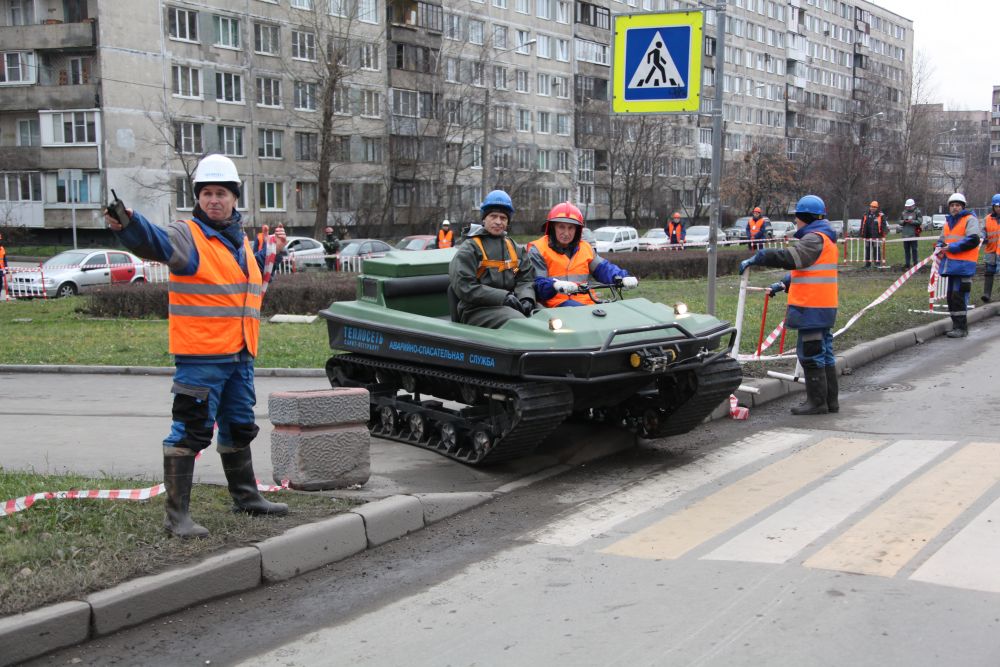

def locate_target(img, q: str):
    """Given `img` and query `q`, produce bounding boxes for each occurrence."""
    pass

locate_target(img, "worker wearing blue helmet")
[449,190,537,328]
[739,195,840,415]
[980,194,1000,303]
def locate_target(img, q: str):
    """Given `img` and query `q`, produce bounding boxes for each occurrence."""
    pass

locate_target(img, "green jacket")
[449,229,535,316]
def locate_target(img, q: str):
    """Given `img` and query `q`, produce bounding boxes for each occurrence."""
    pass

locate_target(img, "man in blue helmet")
[449,190,536,328]
[980,194,1000,303]
[739,195,839,415]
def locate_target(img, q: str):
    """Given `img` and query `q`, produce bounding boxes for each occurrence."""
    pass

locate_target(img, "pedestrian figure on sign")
[642,42,671,87]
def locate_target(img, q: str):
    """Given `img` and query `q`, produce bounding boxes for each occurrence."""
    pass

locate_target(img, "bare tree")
[605,116,679,228]
[722,138,796,217]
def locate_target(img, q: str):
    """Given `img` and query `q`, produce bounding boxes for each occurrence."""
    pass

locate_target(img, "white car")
[684,226,727,245]
[10,249,152,298]
[769,221,797,239]
[932,214,947,230]
[283,236,328,270]
[592,226,639,253]
[637,228,672,250]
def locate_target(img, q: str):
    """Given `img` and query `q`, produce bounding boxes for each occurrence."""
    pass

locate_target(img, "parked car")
[769,221,797,239]
[581,227,597,246]
[847,219,862,236]
[592,226,639,253]
[396,235,437,251]
[334,239,394,271]
[828,220,844,235]
[10,249,151,298]
[684,225,727,244]
[932,214,947,230]
[637,228,672,250]
[726,217,752,241]
[283,236,327,270]
[921,215,934,231]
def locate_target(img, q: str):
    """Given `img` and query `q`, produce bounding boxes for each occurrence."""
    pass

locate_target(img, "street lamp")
[481,39,536,197]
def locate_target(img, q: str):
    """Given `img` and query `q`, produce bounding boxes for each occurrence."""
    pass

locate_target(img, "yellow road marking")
[805,442,1000,577]
[601,437,882,560]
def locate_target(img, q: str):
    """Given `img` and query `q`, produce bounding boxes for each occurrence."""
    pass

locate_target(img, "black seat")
[447,284,461,323]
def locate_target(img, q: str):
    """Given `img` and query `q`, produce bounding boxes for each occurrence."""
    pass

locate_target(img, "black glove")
[519,298,534,316]
[503,293,521,311]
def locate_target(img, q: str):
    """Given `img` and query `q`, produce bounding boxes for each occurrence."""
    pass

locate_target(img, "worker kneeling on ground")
[739,195,839,416]
[528,202,637,307]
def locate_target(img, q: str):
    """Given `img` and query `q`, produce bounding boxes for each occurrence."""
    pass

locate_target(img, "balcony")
[0,83,98,112]
[0,20,95,51]
[0,146,41,169]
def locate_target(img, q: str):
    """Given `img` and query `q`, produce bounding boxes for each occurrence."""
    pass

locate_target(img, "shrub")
[610,248,748,280]
[86,271,358,318]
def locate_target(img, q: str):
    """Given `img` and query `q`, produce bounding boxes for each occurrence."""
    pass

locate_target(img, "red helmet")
[546,202,585,227]
[672,212,681,220]
[753,207,762,214]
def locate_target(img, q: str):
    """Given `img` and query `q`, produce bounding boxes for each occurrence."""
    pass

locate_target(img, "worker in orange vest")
[935,193,981,337]
[528,202,637,307]
[106,154,289,538]
[435,220,454,248]
[739,195,839,415]
[665,212,685,248]
[746,206,770,250]
[860,200,886,268]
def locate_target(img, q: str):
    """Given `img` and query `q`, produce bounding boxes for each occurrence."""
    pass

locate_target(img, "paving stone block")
[0,600,90,666]
[268,388,369,427]
[271,425,370,490]
[257,513,367,582]
[352,495,424,547]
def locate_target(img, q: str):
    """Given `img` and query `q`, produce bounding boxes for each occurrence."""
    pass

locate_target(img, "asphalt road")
[21,315,1000,666]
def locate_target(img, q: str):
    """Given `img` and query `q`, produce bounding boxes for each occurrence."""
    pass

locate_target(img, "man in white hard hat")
[935,192,981,338]
[106,154,289,538]
[435,219,454,249]
[899,198,922,269]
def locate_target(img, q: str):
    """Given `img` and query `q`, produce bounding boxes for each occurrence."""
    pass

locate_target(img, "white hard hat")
[948,192,966,206]
[442,219,450,226]
[905,198,915,207]
[192,154,241,191]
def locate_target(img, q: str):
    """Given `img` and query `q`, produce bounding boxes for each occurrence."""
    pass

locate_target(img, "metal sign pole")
[706,0,726,316]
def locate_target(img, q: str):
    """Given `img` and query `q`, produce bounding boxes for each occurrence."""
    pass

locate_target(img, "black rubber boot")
[946,315,968,338]
[825,366,839,413]
[982,274,994,303]
[163,455,209,539]
[791,367,828,415]
[220,448,288,516]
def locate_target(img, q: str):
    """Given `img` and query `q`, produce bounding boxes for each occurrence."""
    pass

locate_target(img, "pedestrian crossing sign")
[613,11,704,114]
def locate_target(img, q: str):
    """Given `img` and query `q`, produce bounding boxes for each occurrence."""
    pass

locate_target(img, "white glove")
[621,276,639,290]
[553,280,579,295]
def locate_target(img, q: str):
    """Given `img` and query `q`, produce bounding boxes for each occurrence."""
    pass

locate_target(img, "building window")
[494,25,508,49]
[333,86,350,114]
[392,89,419,117]
[360,43,380,70]
[257,77,281,107]
[168,7,198,42]
[52,171,101,204]
[171,65,201,98]
[515,69,529,93]
[174,122,203,154]
[254,23,280,55]
[294,81,317,110]
[296,182,318,210]
[0,172,42,202]
[216,72,244,103]
[295,132,319,161]
[47,111,97,144]
[360,89,381,117]
[556,149,570,172]
[575,38,609,65]
[291,30,316,60]
[358,0,378,23]
[537,149,550,171]
[175,177,194,209]
[259,181,284,210]
[576,1,610,29]
[537,111,550,133]
[554,75,569,98]
[494,66,508,90]
[536,34,551,59]
[218,125,244,157]
[516,147,531,170]
[291,0,313,7]
[363,137,383,163]
[445,13,462,39]
[258,129,283,158]
[556,38,569,61]
[468,19,484,45]
[556,113,570,135]
[213,16,241,49]
[537,73,551,96]
[68,57,90,85]
[331,183,352,209]
[517,109,532,132]
[471,62,484,87]
[17,118,39,146]
[0,51,35,84]
[331,135,351,162]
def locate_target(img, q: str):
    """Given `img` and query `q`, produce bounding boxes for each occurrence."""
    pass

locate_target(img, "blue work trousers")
[796,329,834,369]
[164,361,257,452]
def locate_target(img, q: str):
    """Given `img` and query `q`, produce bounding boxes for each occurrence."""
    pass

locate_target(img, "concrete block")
[748,378,790,408]
[885,330,917,353]
[865,336,897,363]
[87,547,260,636]
[257,513,367,582]
[839,344,872,370]
[414,492,495,524]
[352,495,424,547]
[268,388,369,427]
[271,425,371,490]
[0,600,90,666]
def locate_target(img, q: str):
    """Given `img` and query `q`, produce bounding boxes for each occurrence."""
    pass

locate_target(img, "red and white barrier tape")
[728,394,749,420]
[1,479,289,518]
[831,251,935,336]
[260,225,277,295]
[737,319,787,361]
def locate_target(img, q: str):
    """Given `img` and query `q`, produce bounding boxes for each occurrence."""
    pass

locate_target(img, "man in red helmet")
[746,206,770,251]
[665,212,685,248]
[528,202,637,307]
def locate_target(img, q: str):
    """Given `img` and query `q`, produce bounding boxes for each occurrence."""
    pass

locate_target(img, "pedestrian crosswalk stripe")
[529,430,810,547]
[704,439,955,565]
[804,442,1000,577]
[910,494,1000,593]
[601,437,883,560]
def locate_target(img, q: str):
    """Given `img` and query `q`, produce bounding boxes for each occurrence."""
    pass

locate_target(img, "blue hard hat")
[795,195,826,217]
[480,190,515,218]
[992,194,1000,207]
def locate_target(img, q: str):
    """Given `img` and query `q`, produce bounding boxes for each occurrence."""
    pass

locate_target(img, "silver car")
[10,249,152,298]
[283,236,328,270]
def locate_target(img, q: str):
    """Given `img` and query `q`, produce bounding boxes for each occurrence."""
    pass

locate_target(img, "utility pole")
[706,0,726,316]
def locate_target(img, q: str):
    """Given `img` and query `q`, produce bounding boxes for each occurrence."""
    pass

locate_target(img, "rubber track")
[651,356,744,437]
[329,355,574,465]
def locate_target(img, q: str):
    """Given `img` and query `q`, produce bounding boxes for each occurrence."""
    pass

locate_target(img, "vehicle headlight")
[43,278,55,286]
[673,302,688,316]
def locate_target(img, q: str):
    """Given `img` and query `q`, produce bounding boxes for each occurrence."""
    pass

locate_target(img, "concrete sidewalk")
[2,301,998,665]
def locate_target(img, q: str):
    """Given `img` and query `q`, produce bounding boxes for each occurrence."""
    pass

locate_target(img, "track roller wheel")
[440,423,458,453]
[639,407,664,439]
[378,406,397,434]
[406,413,426,442]
[472,430,492,459]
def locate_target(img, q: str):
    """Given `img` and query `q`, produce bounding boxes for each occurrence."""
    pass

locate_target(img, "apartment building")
[990,85,1000,170]
[0,0,913,240]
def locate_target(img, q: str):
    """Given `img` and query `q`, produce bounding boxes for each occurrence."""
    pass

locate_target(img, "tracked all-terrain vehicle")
[321,248,742,465]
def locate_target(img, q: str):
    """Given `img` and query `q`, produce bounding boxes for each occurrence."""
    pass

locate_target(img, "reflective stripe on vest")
[984,214,1000,254]
[789,233,838,310]
[748,218,766,237]
[533,236,597,307]
[472,236,519,279]
[943,214,980,264]
[168,220,262,357]
[437,229,453,248]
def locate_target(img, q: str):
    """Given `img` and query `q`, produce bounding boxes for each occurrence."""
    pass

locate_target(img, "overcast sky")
[872,0,998,110]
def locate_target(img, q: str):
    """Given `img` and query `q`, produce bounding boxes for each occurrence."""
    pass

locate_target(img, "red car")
[395,235,437,251]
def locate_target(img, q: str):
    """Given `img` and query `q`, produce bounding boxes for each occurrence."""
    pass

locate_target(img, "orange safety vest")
[532,236,598,307]
[984,214,1000,254]
[748,217,766,238]
[943,214,980,264]
[667,221,684,243]
[0,243,5,267]
[788,232,838,313]
[168,220,262,357]
[471,236,519,279]
[437,229,454,249]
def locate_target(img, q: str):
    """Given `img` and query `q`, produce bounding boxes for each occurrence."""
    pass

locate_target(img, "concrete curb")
[4,302,999,665]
